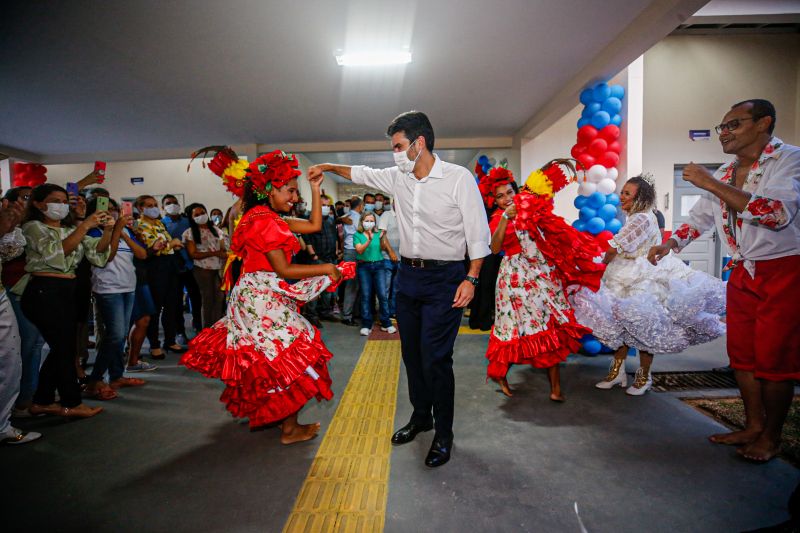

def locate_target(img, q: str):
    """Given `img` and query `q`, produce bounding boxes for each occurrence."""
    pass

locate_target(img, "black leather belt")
[400,256,460,268]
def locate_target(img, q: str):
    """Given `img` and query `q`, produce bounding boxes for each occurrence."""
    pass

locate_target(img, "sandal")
[85,383,118,401]
[149,349,165,360]
[110,377,146,389]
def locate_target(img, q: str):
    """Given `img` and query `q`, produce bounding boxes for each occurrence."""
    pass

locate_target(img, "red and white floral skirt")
[181,270,335,428]
[486,232,589,380]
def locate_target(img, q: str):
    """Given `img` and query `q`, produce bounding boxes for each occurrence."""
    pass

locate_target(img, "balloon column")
[571,82,625,355]
[12,162,48,188]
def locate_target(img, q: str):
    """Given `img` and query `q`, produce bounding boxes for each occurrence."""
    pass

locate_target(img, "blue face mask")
[364,204,375,212]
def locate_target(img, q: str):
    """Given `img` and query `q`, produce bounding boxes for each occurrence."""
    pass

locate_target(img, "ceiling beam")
[258,137,514,154]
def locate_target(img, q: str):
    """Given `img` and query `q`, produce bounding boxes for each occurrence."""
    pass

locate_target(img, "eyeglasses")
[714,117,754,135]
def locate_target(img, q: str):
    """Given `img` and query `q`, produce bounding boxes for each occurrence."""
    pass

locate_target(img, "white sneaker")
[359,328,370,336]
[381,325,397,334]
[596,358,627,389]
[626,368,653,396]
[1,427,42,445]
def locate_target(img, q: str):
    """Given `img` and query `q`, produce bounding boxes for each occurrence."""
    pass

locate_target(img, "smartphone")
[66,182,79,197]
[96,196,109,212]
[121,201,133,218]
[94,161,107,182]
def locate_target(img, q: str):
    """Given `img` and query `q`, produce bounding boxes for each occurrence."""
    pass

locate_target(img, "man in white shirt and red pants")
[649,99,800,463]
[309,111,490,467]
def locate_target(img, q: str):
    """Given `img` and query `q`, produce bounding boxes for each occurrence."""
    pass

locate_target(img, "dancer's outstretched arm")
[287,173,323,234]
[265,248,341,282]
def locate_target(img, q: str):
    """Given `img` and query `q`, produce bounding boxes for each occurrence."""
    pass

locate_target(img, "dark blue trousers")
[395,261,465,442]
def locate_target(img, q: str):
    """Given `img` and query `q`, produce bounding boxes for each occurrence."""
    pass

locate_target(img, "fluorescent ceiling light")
[335,51,412,66]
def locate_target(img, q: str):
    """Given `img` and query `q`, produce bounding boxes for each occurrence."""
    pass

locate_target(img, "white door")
[672,164,723,278]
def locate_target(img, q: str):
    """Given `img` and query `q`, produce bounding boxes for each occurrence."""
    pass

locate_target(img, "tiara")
[638,172,655,187]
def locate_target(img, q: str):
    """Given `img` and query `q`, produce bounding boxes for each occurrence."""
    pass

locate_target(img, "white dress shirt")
[673,137,800,276]
[351,154,491,261]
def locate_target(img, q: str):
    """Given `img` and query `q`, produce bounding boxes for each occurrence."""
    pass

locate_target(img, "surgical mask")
[363,221,376,230]
[194,214,209,225]
[374,201,383,211]
[321,206,331,217]
[164,203,181,215]
[212,215,222,225]
[143,207,161,219]
[384,204,391,211]
[364,203,375,212]
[44,203,70,221]
[393,139,421,173]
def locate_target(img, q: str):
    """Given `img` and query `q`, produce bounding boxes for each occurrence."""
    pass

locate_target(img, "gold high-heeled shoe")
[595,358,627,389]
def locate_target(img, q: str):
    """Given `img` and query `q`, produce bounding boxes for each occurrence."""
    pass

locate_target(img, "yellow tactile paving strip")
[458,325,490,335]
[283,340,402,533]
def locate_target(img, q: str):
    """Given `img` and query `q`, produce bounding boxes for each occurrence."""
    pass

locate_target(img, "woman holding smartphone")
[20,183,113,418]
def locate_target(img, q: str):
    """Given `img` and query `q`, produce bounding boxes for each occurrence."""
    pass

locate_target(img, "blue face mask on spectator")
[364,204,375,212]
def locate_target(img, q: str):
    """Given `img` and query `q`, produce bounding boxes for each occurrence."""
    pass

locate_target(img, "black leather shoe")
[391,421,433,445]
[341,319,358,327]
[424,436,453,468]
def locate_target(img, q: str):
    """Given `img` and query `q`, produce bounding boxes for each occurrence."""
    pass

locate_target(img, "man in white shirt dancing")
[308,111,490,467]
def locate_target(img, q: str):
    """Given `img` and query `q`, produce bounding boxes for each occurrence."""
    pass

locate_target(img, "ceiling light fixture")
[335,50,412,67]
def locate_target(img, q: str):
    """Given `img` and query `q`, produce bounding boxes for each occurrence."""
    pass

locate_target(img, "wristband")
[466,275,479,286]
[501,212,508,220]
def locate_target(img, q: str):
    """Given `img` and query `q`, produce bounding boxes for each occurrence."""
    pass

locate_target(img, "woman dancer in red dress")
[181,147,353,444]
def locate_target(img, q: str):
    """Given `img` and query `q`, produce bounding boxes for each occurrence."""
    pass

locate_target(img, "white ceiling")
[1,0,709,158]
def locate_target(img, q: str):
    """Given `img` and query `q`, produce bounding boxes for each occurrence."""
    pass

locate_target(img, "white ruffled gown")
[570,211,726,353]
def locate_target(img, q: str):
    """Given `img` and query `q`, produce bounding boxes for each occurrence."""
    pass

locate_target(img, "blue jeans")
[358,261,390,329]
[8,292,45,407]
[91,292,135,382]
[383,259,399,316]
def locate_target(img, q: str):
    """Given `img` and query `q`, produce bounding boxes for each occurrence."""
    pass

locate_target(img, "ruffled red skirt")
[181,322,333,428]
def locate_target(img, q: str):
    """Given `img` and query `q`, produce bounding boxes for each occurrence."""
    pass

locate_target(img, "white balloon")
[578,181,597,197]
[597,178,617,195]
[587,164,608,184]
[607,167,619,182]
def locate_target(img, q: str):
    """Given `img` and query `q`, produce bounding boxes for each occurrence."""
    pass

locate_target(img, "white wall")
[642,33,800,227]
[294,153,340,204]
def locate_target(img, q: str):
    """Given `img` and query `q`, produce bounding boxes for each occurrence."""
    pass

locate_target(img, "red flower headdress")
[478,166,515,208]
[189,146,301,198]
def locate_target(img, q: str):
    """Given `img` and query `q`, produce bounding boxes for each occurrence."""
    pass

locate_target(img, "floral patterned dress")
[571,211,727,353]
[181,206,347,427]
[486,209,593,379]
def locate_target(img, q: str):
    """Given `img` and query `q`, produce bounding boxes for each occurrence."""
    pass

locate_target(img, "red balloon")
[570,144,587,159]
[599,124,620,142]
[577,153,596,170]
[588,138,608,158]
[608,140,622,154]
[595,230,614,246]
[599,151,620,168]
[577,125,599,144]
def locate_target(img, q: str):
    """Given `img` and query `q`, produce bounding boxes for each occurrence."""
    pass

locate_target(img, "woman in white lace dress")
[571,176,726,395]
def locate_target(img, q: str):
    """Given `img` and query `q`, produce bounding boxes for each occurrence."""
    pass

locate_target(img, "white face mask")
[363,221,376,231]
[44,202,70,221]
[321,206,331,217]
[164,203,181,215]
[211,215,222,225]
[374,201,384,211]
[143,207,161,219]
[194,214,209,225]
[384,204,391,211]
[393,139,421,174]
[364,203,375,212]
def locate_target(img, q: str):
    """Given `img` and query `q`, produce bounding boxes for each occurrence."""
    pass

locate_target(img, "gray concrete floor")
[2,320,796,533]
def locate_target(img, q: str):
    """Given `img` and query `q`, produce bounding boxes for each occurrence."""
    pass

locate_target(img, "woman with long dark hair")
[19,183,113,418]
[181,148,352,444]
[182,202,228,328]
[572,175,726,395]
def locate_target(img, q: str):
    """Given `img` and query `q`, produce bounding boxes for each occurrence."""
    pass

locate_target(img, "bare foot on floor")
[550,392,565,403]
[737,435,780,463]
[110,377,146,389]
[493,378,513,397]
[281,422,321,444]
[60,404,104,418]
[708,428,762,446]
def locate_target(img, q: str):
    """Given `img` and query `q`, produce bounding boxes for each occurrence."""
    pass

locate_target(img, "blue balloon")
[579,206,597,222]
[572,219,586,232]
[573,196,588,209]
[586,217,606,235]
[610,114,622,126]
[583,339,602,354]
[577,117,590,129]
[482,163,491,174]
[587,102,602,116]
[598,204,617,221]
[610,84,625,99]
[592,82,611,102]
[587,191,606,209]
[606,218,622,234]
[579,88,594,105]
[580,333,595,343]
[606,193,620,206]
[602,97,622,114]
[599,344,615,354]
[591,111,611,129]
[478,155,489,166]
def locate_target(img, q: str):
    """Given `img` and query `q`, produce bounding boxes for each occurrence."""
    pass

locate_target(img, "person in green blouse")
[353,212,396,337]
[19,183,115,419]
